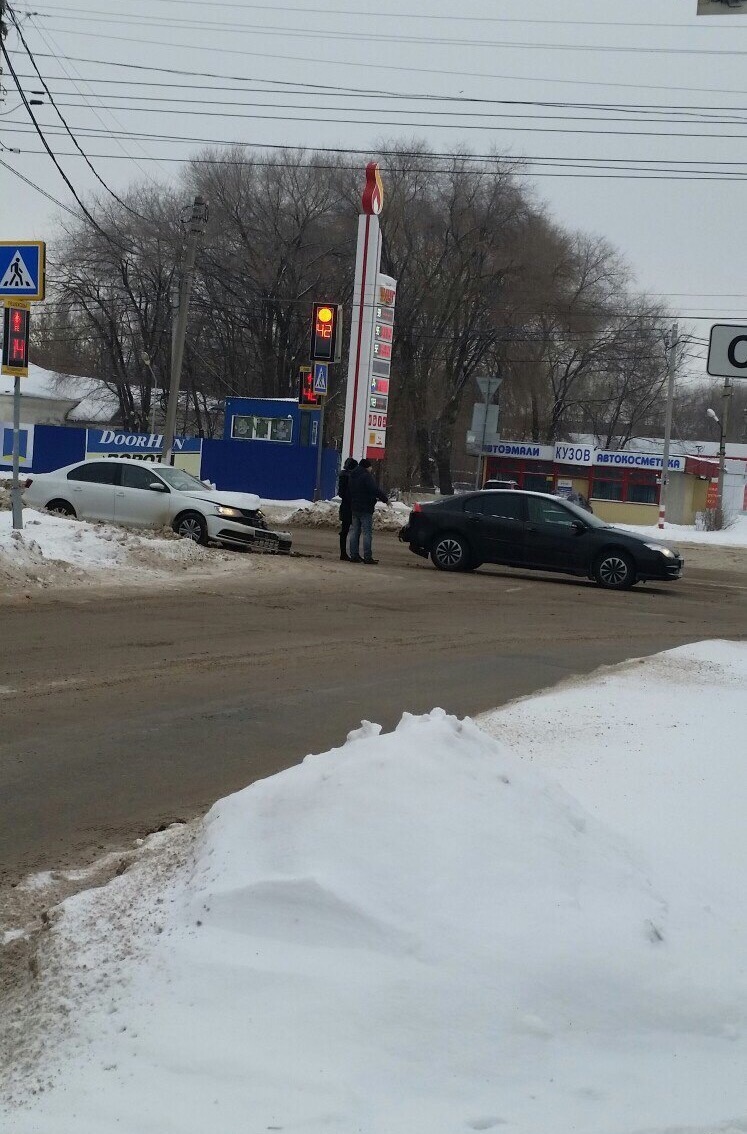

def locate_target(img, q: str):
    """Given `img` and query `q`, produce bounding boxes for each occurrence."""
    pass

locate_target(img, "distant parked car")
[399,489,683,589]
[483,478,518,491]
[23,459,292,553]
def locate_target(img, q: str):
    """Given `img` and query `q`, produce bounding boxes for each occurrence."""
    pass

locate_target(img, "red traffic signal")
[2,304,30,373]
[298,366,322,409]
[310,302,342,363]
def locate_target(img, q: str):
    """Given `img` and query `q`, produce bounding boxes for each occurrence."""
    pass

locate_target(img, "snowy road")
[1,528,745,883]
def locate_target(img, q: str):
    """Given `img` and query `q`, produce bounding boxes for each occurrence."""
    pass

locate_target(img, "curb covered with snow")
[0,508,222,588]
[2,641,747,1133]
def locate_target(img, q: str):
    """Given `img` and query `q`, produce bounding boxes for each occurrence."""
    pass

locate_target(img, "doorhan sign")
[707,323,747,379]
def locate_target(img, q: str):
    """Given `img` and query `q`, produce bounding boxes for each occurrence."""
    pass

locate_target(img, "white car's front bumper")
[204,514,292,552]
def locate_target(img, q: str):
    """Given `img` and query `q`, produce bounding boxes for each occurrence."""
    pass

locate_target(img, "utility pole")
[313,402,326,502]
[715,376,733,530]
[658,322,678,530]
[160,196,208,464]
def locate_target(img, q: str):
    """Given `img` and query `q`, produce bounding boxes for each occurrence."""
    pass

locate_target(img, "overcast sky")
[2,0,747,371]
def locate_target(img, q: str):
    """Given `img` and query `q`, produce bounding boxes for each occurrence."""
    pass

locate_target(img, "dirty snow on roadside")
[620,513,747,548]
[0,508,228,588]
[2,641,747,1134]
[261,497,411,531]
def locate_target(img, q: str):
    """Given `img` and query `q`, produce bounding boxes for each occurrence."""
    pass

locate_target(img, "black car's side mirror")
[570,520,586,534]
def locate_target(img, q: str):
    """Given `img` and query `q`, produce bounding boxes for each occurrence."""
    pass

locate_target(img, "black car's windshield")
[156,467,210,493]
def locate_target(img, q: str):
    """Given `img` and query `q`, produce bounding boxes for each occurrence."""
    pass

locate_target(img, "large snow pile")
[620,513,747,548]
[262,497,411,530]
[2,642,746,1133]
[0,508,219,587]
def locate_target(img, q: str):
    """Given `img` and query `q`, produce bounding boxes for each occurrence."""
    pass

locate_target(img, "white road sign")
[707,323,747,379]
[697,1,747,14]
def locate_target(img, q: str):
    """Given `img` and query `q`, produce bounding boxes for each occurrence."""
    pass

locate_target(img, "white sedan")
[22,458,292,552]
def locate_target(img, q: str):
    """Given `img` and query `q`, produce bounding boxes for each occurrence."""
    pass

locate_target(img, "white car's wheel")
[46,499,77,518]
[173,511,208,545]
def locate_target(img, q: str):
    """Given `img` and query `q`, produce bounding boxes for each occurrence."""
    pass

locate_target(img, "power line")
[22,1,747,31]
[8,6,149,220]
[24,8,747,57]
[8,103,747,140]
[22,24,747,96]
[19,72,747,118]
[27,89,747,128]
[10,136,747,181]
[8,114,747,172]
[0,153,80,216]
[31,290,732,323]
[0,32,129,248]
[28,14,172,186]
[17,47,747,102]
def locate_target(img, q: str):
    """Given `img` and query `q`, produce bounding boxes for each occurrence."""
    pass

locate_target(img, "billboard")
[0,421,34,469]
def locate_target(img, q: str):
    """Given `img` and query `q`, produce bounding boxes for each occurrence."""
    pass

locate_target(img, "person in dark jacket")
[348,458,388,564]
[337,457,358,561]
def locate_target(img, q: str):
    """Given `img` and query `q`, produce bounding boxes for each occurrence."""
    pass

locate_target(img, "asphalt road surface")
[2,530,746,884]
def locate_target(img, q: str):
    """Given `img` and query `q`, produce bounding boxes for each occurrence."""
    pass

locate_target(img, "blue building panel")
[8,399,339,500]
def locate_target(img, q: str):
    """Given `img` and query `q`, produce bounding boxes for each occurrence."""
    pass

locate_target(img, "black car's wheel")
[46,499,76,518]
[594,549,636,590]
[431,533,470,572]
[173,511,208,545]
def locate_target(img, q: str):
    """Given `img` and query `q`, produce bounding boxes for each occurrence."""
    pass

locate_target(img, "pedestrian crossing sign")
[0,241,46,301]
[313,362,328,395]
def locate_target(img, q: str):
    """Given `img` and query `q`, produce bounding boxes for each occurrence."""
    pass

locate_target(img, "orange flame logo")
[362,161,384,216]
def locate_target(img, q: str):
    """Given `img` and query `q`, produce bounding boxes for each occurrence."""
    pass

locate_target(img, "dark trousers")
[340,510,352,557]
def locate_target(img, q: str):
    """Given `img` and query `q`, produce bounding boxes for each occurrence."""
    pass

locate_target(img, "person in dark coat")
[337,457,358,561]
[347,458,388,564]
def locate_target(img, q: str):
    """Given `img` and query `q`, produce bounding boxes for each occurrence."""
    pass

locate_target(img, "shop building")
[482,440,747,525]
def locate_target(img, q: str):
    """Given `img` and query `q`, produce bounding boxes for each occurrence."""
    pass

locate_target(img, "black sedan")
[399,490,683,589]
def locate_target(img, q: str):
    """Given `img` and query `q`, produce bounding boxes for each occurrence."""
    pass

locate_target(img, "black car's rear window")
[421,497,465,510]
[465,493,525,521]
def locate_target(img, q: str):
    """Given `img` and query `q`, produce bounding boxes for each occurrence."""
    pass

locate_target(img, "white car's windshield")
[157,467,211,493]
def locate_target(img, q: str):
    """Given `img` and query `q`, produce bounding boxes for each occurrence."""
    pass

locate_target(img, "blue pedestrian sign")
[0,241,46,301]
[313,362,328,395]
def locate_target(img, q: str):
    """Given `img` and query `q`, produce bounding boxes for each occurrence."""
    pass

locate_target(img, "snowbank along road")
[0,527,745,884]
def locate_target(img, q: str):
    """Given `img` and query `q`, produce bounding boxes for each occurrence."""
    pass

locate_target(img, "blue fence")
[201,437,339,500]
[31,424,86,471]
[10,421,340,500]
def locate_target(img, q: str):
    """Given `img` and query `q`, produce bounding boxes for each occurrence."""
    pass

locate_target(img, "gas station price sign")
[366,276,397,459]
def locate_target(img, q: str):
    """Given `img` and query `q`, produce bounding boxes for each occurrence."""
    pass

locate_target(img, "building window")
[591,468,659,504]
[592,472,624,501]
[628,481,657,504]
[524,472,554,493]
[231,415,293,443]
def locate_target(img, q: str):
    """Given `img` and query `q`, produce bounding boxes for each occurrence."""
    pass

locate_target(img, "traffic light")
[1,304,30,374]
[298,366,322,409]
[310,302,342,363]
